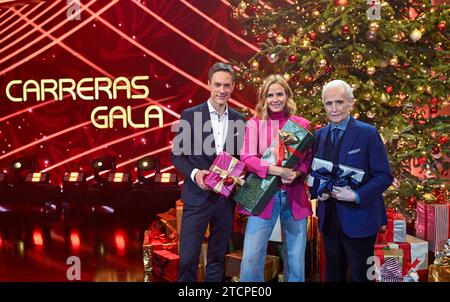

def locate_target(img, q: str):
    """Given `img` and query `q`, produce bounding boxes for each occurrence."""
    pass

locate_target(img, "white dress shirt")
[190,99,229,182]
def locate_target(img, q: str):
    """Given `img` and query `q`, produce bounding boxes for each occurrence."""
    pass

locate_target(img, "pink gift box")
[204,151,246,198]
[416,201,450,252]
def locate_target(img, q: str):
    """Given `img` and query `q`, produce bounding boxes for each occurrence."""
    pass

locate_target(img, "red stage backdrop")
[0,0,257,185]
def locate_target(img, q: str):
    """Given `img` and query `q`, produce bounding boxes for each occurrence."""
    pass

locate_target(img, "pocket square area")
[348,148,361,154]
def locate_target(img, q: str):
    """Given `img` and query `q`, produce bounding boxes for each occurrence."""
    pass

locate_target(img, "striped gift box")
[416,202,450,252]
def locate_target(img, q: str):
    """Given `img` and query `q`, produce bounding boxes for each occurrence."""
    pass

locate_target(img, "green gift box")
[234,120,314,215]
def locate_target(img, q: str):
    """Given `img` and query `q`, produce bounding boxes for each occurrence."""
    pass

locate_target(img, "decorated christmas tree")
[230,0,449,222]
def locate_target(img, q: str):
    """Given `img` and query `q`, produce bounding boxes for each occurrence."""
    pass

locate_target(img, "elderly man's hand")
[331,186,356,202]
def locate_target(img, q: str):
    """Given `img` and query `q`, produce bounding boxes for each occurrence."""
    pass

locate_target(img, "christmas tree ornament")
[283,73,291,81]
[366,109,376,118]
[437,21,446,31]
[353,112,360,119]
[288,54,297,62]
[312,10,320,18]
[390,56,399,66]
[369,22,380,32]
[267,53,279,63]
[410,28,422,42]
[237,82,245,90]
[438,134,449,144]
[296,27,305,35]
[336,0,349,6]
[385,86,393,94]
[403,102,414,115]
[308,31,317,40]
[366,66,376,75]
[342,25,350,35]
[250,60,259,70]
[391,34,401,42]
[318,23,327,33]
[318,58,327,67]
[276,35,285,44]
[300,38,311,48]
[238,1,248,11]
[352,52,363,63]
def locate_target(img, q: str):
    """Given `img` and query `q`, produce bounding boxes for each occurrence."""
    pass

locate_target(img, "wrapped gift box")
[415,201,450,251]
[143,219,178,274]
[225,250,280,281]
[234,119,314,215]
[306,158,365,193]
[152,249,180,282]
[428,264,450,282]
[204,151,246,198]
[157,208,177,230]
[374,246,404,268]
[376,211,407,244]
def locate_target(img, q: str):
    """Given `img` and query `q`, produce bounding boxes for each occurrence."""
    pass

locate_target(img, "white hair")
[322,79,354,101]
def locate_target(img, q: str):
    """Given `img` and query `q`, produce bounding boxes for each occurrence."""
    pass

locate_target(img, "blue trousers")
[240,190,307,282]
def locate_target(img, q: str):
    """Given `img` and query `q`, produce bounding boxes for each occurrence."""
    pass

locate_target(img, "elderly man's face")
[323,86,354,124]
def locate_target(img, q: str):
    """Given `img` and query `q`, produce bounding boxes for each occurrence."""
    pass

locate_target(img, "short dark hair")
[208,62,235,82]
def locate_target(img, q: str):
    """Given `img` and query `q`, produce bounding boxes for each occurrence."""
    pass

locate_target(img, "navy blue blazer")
[310,117,393,238]
[171,101,245,207]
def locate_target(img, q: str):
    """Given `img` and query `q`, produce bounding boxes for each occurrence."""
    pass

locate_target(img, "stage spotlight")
[25,172,50,184]
[92,156,116,185]
[11,156,37,185]
[154,172,178,186]
[63,172,87,186]
[137,156,159,183]
[106,172,132,189]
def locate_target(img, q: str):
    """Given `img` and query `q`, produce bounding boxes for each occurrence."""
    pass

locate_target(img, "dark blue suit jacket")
[171,101,245,207]
[310,117,393,238]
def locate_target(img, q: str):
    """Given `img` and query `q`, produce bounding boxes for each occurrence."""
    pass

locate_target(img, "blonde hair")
[255,74,297,120]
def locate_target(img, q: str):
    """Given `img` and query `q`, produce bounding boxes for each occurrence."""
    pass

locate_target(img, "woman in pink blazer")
[239,74,312,282]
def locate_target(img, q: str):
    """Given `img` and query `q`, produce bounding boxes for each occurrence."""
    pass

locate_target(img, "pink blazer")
[238,115,313,220]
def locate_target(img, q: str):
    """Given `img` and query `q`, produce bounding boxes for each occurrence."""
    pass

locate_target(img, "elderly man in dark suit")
[171,62,245,282]
[310,79,393,282]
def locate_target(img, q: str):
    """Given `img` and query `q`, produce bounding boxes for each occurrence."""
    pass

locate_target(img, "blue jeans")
[240,190,307,282]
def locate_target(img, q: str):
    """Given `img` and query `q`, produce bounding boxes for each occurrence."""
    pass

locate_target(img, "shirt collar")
[330,115,350,132]
[207,99,228,117]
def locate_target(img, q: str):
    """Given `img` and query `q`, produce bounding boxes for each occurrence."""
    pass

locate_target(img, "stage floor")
[0,212,164,282]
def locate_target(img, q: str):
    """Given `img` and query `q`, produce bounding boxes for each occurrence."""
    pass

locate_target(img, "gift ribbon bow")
[210,157,245,193]
[276,130,303,166]
[311,167,358,196]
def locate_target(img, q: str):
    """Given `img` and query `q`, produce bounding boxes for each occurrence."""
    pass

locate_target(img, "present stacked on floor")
[415,200,450,252]
[204,151,246,198]
[374,234,429,282]
[376,210,407,244]
[428,239,450,282]
[234,119,314,215]
[143,216,178,277]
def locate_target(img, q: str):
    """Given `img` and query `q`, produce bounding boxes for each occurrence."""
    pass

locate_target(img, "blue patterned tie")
[332,128,341,147]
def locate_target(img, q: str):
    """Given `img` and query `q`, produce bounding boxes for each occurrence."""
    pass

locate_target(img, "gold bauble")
[366,66,376,75]
[238,1,248,11]
[410,28,422,42]
[250,60,259,70]
[276,35,285,44]
[318,23,327,33]
[352,52,363,63]
[389,56,399,66]
[369,22,380,31]
[318,59,327,68]
[283,73,291,81]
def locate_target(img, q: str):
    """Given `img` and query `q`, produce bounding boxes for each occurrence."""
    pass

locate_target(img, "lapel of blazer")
[338,117,360,163]
[317,124,330,159]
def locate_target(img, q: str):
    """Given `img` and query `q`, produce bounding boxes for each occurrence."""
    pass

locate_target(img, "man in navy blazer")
[310,79,393,282]
[171,62,245,282]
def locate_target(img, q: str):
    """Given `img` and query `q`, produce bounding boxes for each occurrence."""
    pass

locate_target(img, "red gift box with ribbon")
[204,151,246,198]
[376,209,406,244]
[152,249,180,282]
